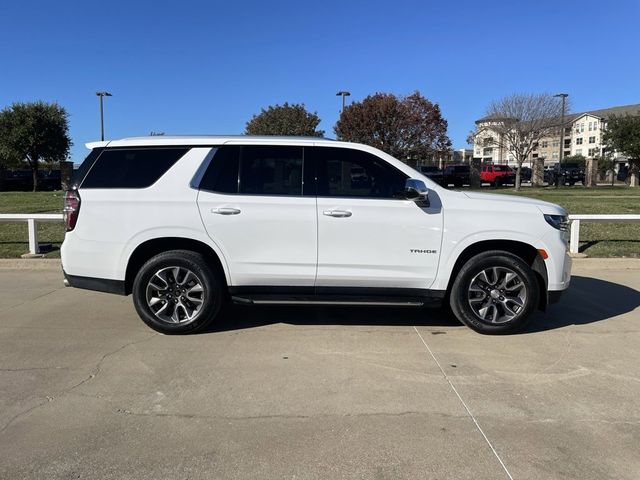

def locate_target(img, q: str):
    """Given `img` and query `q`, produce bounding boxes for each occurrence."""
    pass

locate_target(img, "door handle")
[211,207,241,215]
[323,209,352,218]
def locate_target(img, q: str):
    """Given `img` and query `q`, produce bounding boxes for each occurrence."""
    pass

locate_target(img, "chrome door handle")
[323,209,352,218]
[211,207,241,215]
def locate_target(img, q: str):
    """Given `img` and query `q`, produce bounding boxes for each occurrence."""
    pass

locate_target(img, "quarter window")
[306,147,408,199]
[81,147,189,189]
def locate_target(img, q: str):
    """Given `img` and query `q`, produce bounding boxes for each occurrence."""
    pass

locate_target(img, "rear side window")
[199,146,240,193]
[240,146,303,195]
[199,145,305,196]
[80,147,189,189]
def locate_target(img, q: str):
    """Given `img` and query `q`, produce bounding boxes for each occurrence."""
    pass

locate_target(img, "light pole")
[336,91,351,112]
[554,93,569,167]
[96,91,112,141]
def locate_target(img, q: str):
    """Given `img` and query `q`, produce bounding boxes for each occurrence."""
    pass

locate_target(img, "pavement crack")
[64,334,160,393]
[114,409,464,421]
[0,366,68,372]
[0,333,159,437]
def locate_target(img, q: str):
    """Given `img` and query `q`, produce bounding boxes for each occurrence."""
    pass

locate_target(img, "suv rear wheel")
[449,251,539,334]
[132,250,223,334]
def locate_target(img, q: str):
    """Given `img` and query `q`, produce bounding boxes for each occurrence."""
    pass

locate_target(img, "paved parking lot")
[1,259,639,479]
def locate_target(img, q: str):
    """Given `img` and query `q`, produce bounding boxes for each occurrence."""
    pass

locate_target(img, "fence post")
[569,219,580,254]
[27,218,39,254]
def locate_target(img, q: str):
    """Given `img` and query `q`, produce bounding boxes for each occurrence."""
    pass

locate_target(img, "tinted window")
[239,146,303,196]
[307,147,407,199]
[199,146,240,193]
[81,148,189,188]
[72,147,104,188]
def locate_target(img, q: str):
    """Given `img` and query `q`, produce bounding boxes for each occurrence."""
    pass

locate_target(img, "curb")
[0,259,62,270]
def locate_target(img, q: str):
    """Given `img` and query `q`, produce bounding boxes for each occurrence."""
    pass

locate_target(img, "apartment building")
[472,103,640,167]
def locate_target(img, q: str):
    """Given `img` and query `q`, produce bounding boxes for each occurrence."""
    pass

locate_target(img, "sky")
[1,0,639,163]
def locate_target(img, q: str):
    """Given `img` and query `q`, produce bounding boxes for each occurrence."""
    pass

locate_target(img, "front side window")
[81,147,189,189]
[307,147,407,199]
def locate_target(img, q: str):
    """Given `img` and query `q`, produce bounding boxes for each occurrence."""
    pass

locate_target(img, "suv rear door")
[196,144,317,286]
[308,146,443,289]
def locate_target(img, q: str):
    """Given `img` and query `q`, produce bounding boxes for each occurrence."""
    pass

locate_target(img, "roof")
[475,103,640,125]
[86,135,336,150]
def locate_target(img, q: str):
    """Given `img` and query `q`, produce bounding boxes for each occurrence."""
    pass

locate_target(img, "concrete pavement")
[0,259,639,479]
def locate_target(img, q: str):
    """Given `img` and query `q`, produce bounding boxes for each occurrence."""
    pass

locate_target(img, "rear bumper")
[63,270,127,295]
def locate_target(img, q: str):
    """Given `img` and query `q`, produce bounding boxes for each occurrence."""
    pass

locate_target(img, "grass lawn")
[0,187,638,258]
[0,192,64,258]
[481,186,640,257]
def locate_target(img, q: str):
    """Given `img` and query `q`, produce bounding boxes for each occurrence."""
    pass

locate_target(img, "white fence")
[0,213,63,255]
[1,213,639,256]
[568,214,640,254]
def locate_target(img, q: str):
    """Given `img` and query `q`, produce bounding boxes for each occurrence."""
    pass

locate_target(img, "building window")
[564,139,571,147]
[576,137,583,145]
[541,140,548,148]
[588,122,593,131]
[552,140,560,148]
[594,121,599,130]
[588,148,597,157]
[483,147,493,156]
[589,136,596,144]
[576,148,582,156]
[552,152,559,159]
[564,127,571,136]
[580,123,585,133]
[475,148,481,155]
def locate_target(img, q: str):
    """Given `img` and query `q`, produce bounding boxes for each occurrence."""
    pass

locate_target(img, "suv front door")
[197,145,317,286]
[307,146,443,290]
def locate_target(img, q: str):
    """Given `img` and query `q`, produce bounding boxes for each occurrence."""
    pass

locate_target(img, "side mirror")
[404,178,429,201]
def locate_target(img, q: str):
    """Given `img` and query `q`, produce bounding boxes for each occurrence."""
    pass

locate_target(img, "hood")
[463,191,566,215]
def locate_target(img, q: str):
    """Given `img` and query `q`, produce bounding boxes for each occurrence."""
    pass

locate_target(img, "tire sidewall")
[450,251,539,334]
[132,251,222,334]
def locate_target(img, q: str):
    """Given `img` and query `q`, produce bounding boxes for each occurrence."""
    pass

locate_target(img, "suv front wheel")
[449,251,539,334]
[132,250,223,334]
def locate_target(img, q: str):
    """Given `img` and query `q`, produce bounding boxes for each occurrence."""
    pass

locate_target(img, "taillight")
[63,190,81,231]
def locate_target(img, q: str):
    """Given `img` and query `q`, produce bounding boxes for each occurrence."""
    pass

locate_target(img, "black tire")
[132,250,224,334]
[449,250,539,334]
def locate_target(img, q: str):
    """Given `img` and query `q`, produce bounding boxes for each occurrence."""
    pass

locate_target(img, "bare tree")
[472,93,566,190]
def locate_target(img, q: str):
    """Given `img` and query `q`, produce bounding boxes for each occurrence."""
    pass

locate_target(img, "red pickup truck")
[480,164,516,186]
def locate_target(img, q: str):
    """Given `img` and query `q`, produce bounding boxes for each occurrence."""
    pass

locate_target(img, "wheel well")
[125,237,226,295]
[445,240,548,310]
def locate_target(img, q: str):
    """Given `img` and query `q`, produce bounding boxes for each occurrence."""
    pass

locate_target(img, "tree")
[471,93,565,191]
[245,103,324,137]
[334,91,451,164]
[0,101,71,191]
[602,113,640,187]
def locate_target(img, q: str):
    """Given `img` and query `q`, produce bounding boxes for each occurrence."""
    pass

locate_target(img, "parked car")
[416,165,444,185]
[442,165,470,187]
[480,164,515,187]
[549,163,585,186]
[0,169,62,191]
[519,166,532,183]
[62,136,571,335]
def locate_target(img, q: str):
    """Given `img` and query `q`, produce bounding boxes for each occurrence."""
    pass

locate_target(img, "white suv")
[61,136,571,334]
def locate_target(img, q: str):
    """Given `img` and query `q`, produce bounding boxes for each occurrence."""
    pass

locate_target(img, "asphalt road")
[1,259,639,480]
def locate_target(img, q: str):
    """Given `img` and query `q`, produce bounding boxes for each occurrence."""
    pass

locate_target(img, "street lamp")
[554,93,569,168]
[336,91,351,112]
[96,91,112,141]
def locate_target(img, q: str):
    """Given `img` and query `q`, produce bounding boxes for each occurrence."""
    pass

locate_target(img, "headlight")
[544,214,569,231]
